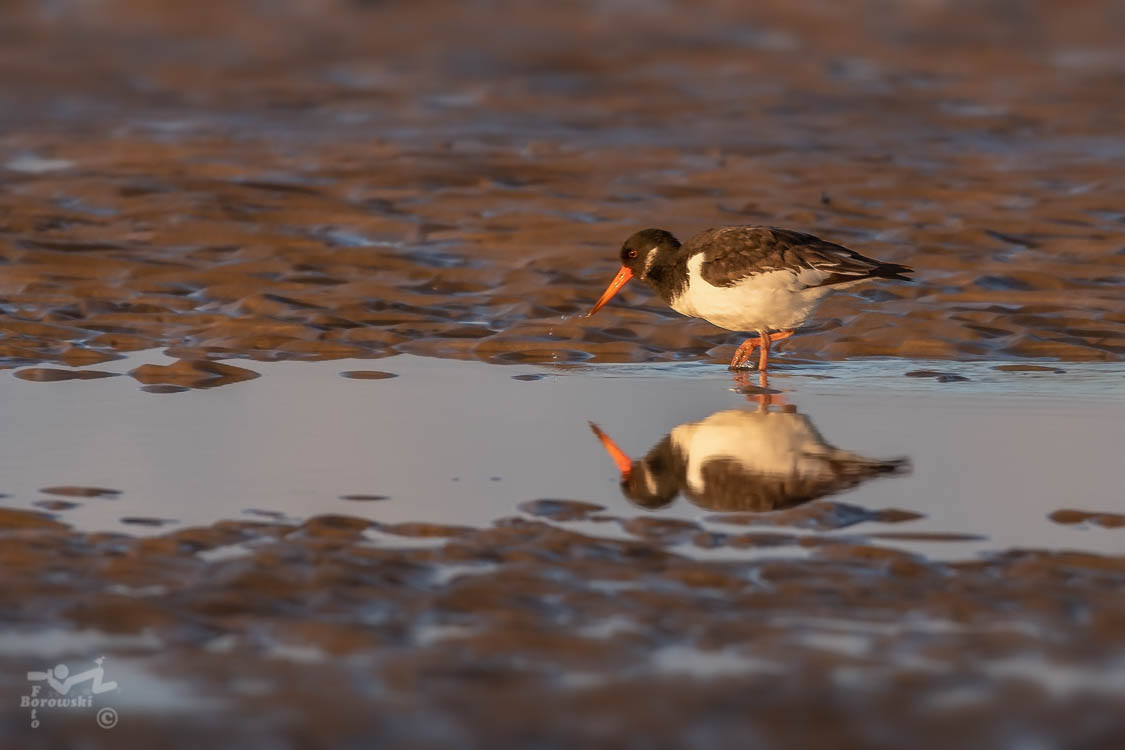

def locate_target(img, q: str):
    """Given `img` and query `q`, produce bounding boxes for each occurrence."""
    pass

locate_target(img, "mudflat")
[1,1,1123,748]
[1,1,1123,370]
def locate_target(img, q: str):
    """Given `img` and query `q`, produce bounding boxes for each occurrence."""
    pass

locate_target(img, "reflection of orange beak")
[588,266,633,316]
[589,422,633,480]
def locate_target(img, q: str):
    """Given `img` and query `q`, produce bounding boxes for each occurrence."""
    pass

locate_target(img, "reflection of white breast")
[671,409,827,495]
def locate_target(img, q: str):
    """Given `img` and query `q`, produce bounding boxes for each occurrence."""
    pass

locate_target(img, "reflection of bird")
[587,226,913,370]
[590,408,909,512]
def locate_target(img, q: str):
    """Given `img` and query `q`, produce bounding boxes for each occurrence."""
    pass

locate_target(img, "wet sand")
[1,1,1124,370]
[2,0,1125,747]
[2,509,1124,749]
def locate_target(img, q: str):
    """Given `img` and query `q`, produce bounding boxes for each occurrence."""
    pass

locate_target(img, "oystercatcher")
[588,226,913,369]
[589,409,909,512]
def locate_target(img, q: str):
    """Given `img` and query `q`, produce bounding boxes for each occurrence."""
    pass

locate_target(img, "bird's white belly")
[670,265,828,333]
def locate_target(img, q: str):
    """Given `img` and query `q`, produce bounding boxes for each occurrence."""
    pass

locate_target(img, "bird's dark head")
[589,228,681,315]
[619,228,681,277]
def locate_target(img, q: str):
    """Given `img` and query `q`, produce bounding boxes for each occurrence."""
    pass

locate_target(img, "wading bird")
[588,226,913,370]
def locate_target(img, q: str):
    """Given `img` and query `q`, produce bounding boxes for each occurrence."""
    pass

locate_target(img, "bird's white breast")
[669,255,832,333]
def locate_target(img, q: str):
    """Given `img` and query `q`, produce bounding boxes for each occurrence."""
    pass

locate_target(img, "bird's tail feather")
[870,263,914,282]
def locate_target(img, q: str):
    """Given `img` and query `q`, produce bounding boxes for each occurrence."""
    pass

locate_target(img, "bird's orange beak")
[588,266,633,316]
[589,422,633,480]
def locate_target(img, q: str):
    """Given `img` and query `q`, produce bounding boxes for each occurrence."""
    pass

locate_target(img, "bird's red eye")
[626,249,638,259]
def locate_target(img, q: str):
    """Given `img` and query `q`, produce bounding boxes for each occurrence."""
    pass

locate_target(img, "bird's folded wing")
[697,226,897,288]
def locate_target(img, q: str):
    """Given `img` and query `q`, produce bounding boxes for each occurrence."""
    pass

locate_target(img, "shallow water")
[2,352,1121,559]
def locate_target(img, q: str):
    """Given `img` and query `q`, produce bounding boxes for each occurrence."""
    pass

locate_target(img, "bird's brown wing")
[694,226,912,289]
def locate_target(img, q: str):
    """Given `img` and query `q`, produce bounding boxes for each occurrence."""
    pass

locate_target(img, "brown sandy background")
[2,0,1124,372]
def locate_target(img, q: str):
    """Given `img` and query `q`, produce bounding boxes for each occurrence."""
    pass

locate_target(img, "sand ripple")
[1,1,1123,373]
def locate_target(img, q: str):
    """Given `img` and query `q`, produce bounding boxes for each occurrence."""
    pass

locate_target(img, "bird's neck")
[641,254,688,304]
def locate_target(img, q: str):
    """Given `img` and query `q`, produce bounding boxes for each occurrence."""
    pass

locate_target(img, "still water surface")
[2,352,1121,559]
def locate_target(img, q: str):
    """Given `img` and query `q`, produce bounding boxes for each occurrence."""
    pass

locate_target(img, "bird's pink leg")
[729,337,760,369]
[770,330,796,343]
[756,329,795,371]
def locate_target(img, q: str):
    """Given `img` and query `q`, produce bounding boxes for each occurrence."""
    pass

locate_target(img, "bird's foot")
[729,330,796,371]
[728,337,761,369]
